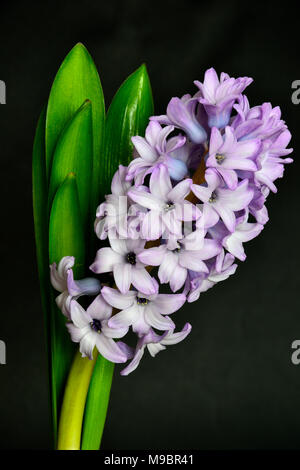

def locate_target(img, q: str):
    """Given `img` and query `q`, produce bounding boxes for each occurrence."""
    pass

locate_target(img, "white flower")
[67,296,129,363]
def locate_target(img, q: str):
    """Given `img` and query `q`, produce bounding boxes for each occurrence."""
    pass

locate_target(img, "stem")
[186,149,207,203]
[57,349,97,450]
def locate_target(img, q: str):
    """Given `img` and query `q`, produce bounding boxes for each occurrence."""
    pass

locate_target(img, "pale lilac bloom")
[127,121,187,185]
[186,252,237,303]
[248,185,269,225]
[128,165,195,240]
[253,130,293,192]
[206,126,260,189]
[194,68,253,128]
[232,98,288,141]
[95,165,131,240]
[138,233,221,292]
[52,68,293,375]
[50,256,100,317]
[121,323,192,376]
[151,94,207,144]
[90,234,157,295]
[102,285,186,336]
[208,212,263,261]
[191,168,254,232]
[67,296,129,363]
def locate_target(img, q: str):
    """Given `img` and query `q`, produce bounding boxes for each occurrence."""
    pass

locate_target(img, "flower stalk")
[57,350,97,450]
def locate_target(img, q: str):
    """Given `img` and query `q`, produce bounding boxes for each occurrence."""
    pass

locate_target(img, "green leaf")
[81,357,114,450]
[45,42,105,219]
[48,100,93,229]
[100,63,154,198]
[32,106,49,333]
[32,106,54,436]
[49,173,86,441]
[81,64,154,450]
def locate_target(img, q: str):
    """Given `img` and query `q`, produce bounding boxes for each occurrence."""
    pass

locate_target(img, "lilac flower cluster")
[50,68,293,375]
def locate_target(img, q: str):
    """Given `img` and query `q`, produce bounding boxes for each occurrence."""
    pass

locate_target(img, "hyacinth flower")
[33,46,292,451]
[194,67,253,128]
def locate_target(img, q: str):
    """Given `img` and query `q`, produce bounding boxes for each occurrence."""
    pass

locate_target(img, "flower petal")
[128,188,162,210]
[66,323,90,343]
[153,293,186,315]
[89,247,123,274]
[141,210,163,240]
[158,251,179,284]
[108,304,140,329]
[149,165,172,200]
[113,263,132,294]
[161,323,192,345]
[70,300,90,328]
[145,305,175,331]
[120,346,146,376]
[79,332,96,360]
[138,245,166,266]
[95,335,127,363]
[169,265,188,292]
[87,294,113,321]
[101,286,136,310]
[131,267,157,295]
[131,136,158,162]
[168,178,192,202]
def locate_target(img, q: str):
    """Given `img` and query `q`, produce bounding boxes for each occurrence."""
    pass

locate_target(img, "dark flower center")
[136,297,149,306]
[90,319,101,333]
[126,252,136,265]
[164,201,175,212]
[209,191,217,203]
[216,153,225,164]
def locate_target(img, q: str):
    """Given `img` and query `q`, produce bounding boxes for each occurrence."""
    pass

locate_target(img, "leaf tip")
[73,42,88,52]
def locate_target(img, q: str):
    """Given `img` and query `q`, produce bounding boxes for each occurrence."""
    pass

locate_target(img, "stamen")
[209,191,217,203]
[164,201,175,212]
[216,153,225,164]
[136,297,149,306]
[90,319,101,334]
[126,252,136,265]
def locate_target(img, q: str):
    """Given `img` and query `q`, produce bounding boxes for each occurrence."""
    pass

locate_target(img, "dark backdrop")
[0,0,299,450]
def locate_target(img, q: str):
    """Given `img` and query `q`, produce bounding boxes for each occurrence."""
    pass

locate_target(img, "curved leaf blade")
[100,63,154,197]
[81,357,114,450]
[45,42,105,217]
[48,99,93,229]
[32,106,49,332]
[32,106,55,437]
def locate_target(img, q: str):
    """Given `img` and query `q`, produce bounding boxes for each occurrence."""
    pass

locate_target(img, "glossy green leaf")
[32,106,54,437]
[81,356,114,450]
[49,173,85,441]
[45,42,105,219]
[32,106,49,334]
[48,99,93,229]
[81,64,154,450]
[99,63,154,198]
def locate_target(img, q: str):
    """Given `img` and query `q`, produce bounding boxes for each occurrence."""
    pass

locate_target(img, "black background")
[0,0,299,450]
